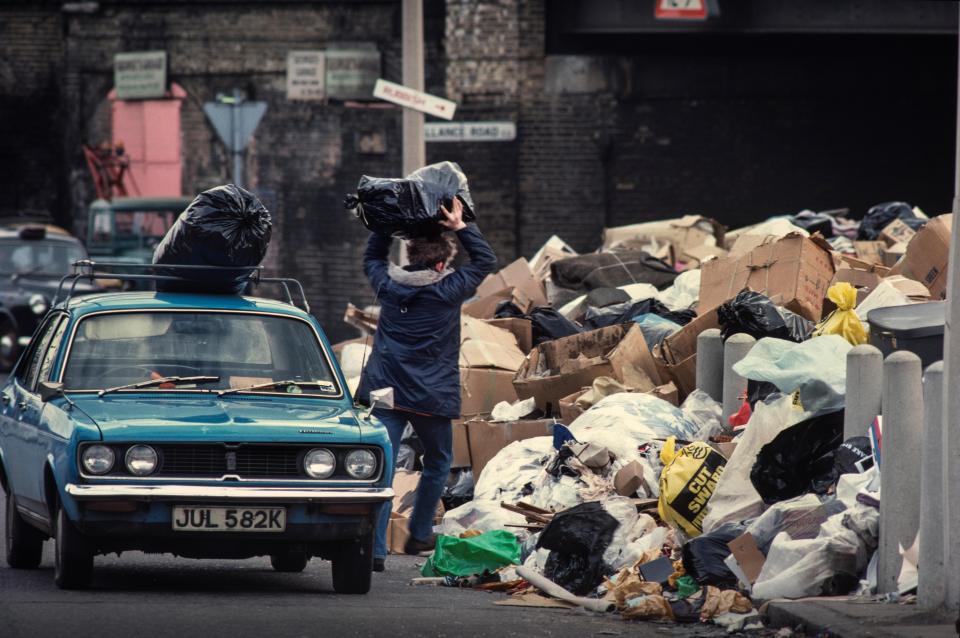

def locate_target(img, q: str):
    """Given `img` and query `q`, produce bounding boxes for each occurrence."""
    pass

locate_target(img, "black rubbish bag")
[856,201,926,241]
[537,501,619,596]
[585,287,631,308]
[345,161,476,239]
[681,522,746,588]
[717,290,813,342]
[527,307,581,345]
[550,251,678,292]
[750,410,845,505]
[746,379,780,409]
[153,184,272,294]
[824,436,874,487]
[582,297,695,331]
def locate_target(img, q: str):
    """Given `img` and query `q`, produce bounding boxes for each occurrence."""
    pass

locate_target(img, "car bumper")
[65,484,394,503]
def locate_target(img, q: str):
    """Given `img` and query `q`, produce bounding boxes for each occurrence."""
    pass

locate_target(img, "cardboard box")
[727,532,765,584]
[879,218,917,247]
[854,241,886,266]
[882,242,907,267]
[558,389,587,422]
[698,233,836,321]
[683,243,728,268]
[460,315,525,371]
[656,308,721,400]
[824,262,889,312]
[897,214,952,300]
[486,318,533,354]
[387,513,411,555]
[451,419,471,468]
[513,323,660,414]
[476,258,549,308]
[602,215,726,255]
[649,381,679,406]
[460,367,519,418]
[614,460,645,497]
[462,286,532,320]
[466,418,556,478]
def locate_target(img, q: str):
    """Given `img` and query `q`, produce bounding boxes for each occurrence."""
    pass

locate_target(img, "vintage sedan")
[0,281,393,593]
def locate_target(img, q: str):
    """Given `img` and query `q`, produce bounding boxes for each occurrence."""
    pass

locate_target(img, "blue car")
[0,265,393,593]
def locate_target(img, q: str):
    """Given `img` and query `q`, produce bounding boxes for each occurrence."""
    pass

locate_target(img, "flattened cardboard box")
[854,241,886,266]
[698,233,835,321]
[451,419,471,468]
[879,218,916,247]
[476,258,548,308]
[485,317,533,354]
[897,214,952,300]
[513,323,660,414]
[463,286,532,320]
[602,215,726,254]
[657,308,721,399]
[460,367,518,418]
[459,316,525,371]
[466,418,556,478]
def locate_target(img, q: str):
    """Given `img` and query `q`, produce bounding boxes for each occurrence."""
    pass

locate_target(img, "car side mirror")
[362,387,394,421]
[39,381,65,403]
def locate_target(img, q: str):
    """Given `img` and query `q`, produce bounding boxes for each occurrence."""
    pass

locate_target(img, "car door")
[2,313,65,512]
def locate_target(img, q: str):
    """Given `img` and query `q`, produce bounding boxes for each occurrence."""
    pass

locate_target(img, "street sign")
[287,50,325,100]
[203,100,267,152]
[655,0,708,20]
[114,51,167,100]
[425,121,516,143]
[373,79,457,121]
[325,45,380,99]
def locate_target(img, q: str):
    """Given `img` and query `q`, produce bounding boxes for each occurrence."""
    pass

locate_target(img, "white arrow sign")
[372,79,457,120]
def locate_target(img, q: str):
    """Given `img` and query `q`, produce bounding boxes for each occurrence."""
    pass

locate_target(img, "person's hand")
[439,197,467,231]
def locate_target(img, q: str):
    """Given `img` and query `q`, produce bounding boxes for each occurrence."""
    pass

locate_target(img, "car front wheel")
[5,491,44,568]
[331,532,373,594]
[53,504,93,589]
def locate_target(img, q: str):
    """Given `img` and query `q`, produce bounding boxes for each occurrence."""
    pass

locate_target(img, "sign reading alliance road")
[372,79,457,121]
[425,121,516,143]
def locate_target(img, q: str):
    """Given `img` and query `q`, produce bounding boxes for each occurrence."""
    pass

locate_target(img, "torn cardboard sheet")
[476,258,549,308]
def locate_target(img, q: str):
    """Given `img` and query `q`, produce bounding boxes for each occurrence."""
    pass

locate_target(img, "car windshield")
[0,239,86,276]
[62,311,340,396]
[91,210,176,248]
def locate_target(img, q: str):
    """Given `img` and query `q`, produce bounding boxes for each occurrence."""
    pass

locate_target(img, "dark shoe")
[403,535,435,556]
[373,557,386,572]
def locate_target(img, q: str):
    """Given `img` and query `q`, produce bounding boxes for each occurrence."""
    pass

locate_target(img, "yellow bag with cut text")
[658,437,727,537]
[813,282,868,345]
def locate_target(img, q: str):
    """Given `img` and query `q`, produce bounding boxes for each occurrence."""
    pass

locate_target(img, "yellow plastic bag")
[657,437,727,537]
[813,282,868,345]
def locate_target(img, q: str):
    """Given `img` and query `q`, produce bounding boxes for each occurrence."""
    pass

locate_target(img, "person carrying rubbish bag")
[357,197,497,572]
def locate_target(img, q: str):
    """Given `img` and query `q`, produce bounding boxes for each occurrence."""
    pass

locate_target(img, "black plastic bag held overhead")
[345,161,477,239]
[153,184,272,294]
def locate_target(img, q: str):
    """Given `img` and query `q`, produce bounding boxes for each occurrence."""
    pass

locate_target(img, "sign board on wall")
[373,79,457,120]
[114,51,167,100]
[326,44,381,99]
[655,0,709,20]
[425,121,516,142]
[287,50,326,100]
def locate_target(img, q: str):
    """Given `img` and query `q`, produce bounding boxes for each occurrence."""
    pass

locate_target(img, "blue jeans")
[374,409,452,559]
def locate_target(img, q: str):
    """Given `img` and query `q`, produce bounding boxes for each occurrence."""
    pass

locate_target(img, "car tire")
[5,491,44,569]
[331,532,373,594]
[270,551,309,573]
[0,320,19,372]
[53,503,93,589]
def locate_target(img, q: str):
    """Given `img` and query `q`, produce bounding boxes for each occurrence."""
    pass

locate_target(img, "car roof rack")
[53,260,311,313]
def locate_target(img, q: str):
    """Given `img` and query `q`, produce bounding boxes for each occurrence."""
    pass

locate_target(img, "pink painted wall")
[109,83,185,196]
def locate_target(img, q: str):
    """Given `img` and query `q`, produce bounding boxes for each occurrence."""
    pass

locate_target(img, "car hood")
[69,394,362,443]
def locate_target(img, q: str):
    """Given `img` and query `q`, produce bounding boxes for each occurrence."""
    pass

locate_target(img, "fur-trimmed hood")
[387,263,454,287]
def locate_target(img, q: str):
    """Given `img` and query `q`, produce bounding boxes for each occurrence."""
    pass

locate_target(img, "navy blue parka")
[356,224,498,419]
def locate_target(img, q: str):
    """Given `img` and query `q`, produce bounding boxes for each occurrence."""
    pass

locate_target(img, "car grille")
[155,444,305,479]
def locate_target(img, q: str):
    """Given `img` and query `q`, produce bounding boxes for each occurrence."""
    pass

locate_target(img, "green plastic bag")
[420,530,521,577]
[674,574,699,599]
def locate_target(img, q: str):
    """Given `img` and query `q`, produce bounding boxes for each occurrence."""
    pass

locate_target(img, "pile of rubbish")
[335,199,949,629]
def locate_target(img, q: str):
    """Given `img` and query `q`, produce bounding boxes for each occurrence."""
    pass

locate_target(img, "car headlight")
[29,294,48,315]
[125,445,158,476]
[304,448,336,479]
[344,449,377,479]
[82,445,115,475]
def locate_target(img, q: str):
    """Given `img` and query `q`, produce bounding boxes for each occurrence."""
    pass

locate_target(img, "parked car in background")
[86,196,192,264]
[0,224,98,370]
[0,264,393,593]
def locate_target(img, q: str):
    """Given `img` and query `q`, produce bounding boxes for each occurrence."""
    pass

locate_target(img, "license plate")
[172,506,286,532]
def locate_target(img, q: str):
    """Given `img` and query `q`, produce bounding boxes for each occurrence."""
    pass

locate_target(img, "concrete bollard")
[722,333,755,421]
[844,344,884,441]
[696,328,723,402]
[877,351,923,594]
[919,361,945,609]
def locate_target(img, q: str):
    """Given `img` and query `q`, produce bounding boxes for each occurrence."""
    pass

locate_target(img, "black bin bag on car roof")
[536,501,619,596]
[152,184,272,294]
[345,161,477,239]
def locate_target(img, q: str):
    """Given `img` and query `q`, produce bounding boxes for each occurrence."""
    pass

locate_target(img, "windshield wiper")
[217,379,336,397]
[98,375,220,397]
